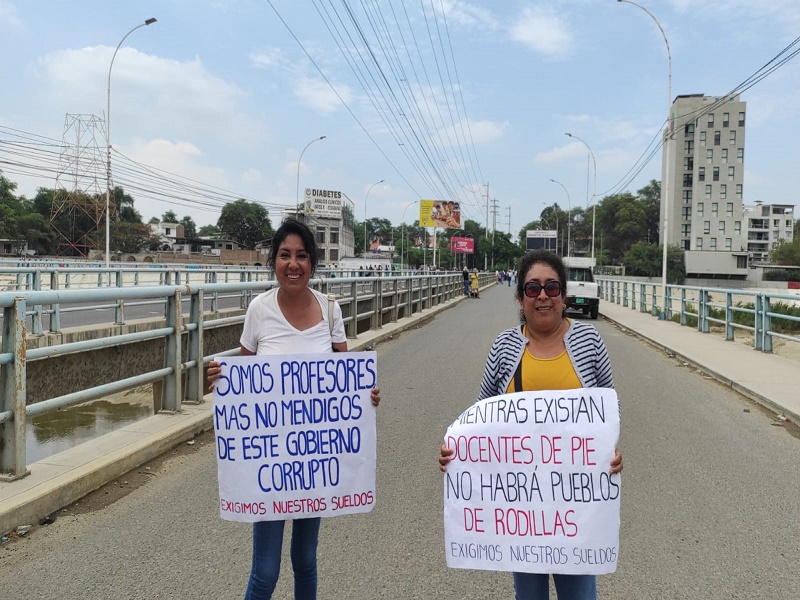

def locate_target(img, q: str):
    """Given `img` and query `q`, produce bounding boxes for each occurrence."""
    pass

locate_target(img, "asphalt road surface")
[1,284,799,599]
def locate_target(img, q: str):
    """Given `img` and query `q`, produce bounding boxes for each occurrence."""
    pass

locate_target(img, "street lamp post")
[363,179,385,256]
[106,17,157,267]
[401,200,418,271]
[549,178,572,256]
[295,135,327,211]
[565,132,597,260]
[618,0,672,318]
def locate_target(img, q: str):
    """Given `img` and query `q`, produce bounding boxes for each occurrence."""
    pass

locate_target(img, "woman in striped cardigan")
[439,250,622,600]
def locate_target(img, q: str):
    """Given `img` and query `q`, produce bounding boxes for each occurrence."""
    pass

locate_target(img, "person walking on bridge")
[439,250,622,600]
[207,218,381,600]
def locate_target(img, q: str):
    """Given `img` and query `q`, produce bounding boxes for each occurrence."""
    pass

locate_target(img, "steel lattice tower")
[49,114,109,257]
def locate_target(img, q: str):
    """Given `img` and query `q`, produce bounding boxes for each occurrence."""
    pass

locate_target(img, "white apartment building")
[662,93,749,278]
[743,202,795,262]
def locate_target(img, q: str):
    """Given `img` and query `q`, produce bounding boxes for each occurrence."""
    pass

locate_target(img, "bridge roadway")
[1,283,800,599]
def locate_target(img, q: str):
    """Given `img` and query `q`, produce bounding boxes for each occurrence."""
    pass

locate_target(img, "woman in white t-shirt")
[207,218,380,600]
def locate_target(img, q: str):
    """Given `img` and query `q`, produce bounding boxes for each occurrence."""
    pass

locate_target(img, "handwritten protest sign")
[443,388,620,575]
[213,352,377,522]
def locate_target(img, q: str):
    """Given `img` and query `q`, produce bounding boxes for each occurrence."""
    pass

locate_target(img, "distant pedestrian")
[462,266,470,296]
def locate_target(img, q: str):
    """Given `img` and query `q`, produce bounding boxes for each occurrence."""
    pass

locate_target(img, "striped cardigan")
[477,320,614,401]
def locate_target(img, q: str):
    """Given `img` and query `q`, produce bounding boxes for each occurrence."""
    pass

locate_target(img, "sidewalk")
[600,302,800,424]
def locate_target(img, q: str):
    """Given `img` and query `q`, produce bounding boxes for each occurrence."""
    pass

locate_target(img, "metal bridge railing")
[597,278,800,353]
[0,272,494,479]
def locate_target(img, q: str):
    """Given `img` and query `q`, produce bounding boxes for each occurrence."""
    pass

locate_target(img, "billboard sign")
[450,236,475,254]
[303,188,343,219]
[419,199,461,229]
[526,230,557,252]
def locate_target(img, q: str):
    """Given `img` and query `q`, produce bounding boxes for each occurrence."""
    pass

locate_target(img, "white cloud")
[438,0,499,29]
[249,48,289,70]
[509,6,573,59]
[533,142,585,165]
[292,77,350,114]
[36,46,264,148]
[434,118,507,148]
[0,1,22,30]
[241,168,262,183]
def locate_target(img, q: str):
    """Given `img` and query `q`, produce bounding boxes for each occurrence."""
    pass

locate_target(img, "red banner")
[450,236,475,254]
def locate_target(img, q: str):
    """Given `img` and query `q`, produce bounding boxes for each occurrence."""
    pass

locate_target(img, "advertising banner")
[213,352,378,522]
[303,188,344,219]
[443,388,621,575]
[450,236,475,254]
[420,199,461,229]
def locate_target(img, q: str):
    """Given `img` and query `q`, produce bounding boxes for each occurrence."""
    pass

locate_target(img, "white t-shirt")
[240,288,347,356]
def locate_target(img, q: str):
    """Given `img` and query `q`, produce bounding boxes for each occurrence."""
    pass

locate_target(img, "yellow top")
[506,333,581,392]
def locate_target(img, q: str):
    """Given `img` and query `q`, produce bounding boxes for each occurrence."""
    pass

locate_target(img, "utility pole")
[484,181,489,271]
[491,198,499,268]
[506,206,512,235]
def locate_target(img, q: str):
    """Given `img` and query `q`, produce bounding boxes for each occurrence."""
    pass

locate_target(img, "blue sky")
[1,0,798,237]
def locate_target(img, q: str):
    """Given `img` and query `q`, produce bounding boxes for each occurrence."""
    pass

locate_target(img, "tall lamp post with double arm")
[106,17,157,267]
[618,0,673,318]
[565,132,597,260]
[549,178,572,256]
[295,135,326,211]
[400,200,418,271]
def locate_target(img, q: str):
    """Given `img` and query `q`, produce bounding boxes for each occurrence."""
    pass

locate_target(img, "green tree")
[623,243,685,284]
[198,224,220,237]
[217,199,273,250]
[637,180,661,245]
[161,210,179,223]
[770,239,800,265]
[180,216,197,239]
[112,222,160,254]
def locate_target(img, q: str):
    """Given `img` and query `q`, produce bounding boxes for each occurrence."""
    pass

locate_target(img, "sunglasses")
[523,280,562,298]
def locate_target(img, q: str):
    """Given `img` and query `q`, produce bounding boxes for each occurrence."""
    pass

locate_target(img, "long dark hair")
[269,218,318,275]
[514,250,568,302]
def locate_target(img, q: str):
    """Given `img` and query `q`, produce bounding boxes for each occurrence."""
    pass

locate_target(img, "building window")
[684,140,694,154]
[682,207,692,220]
[722,112,730,127]
[729,130,737,144]
[684,123,695,137]
[710,238,717,250]
[330,230,339,244]
[788,220,794,228]
[737,255,747,268]
[734,221,741,234]
[317,248,325,261]
[697,202,704,216]
[704,221,711,234]
[725,238,732,250]
[712,202,718,216]
[719,221,726,233]
[721,148,728,163]
[708,113,714,127]
[683,157,694,170]
[706,149,713,164]
[738,112,745,126]
[683,239,691,250]
[713,167,720,181]
[728,166,735,180]
[329,248,339,262]
[316,228,326,244]
[683,174,693,187]
[736,184,743,199]
[698,167,705,182]
[696,237,703,250]
[700,131,707,146]
[681,224,691,236]
[726,202,733,216]
[720,184,727,199]
[737,148,744,163]
[683,190,693,204]
[705,185,712,200]
[713,131,721,146]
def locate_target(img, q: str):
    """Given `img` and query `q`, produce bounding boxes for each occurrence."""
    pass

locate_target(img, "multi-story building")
[743,202,795,262]
[281,188,356,266]
[662,93,749,278]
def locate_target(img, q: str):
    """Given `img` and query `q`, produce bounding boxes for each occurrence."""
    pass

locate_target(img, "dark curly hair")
[514,250,568,302]
[269,218,318,275]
